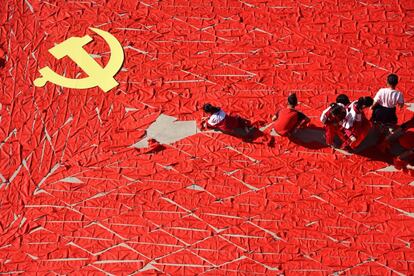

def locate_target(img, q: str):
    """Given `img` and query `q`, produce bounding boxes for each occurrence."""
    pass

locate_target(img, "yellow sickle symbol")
[34,28,124,93]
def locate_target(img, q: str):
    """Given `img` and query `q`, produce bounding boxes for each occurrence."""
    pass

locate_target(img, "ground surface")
[1,0,414,275]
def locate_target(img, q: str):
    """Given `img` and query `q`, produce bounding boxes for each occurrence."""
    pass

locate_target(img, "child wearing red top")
[271,94,310,136]
[320,94,351,147]
[342,97,373,150]
[320,103,347,147]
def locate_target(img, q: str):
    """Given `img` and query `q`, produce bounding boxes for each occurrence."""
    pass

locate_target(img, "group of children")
[200,74,413,172]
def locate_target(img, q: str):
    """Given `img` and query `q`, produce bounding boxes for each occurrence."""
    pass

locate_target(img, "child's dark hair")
[336,94,350,106]
[287,93,298,107]
[356,96,373,110]
[387,74,398,88]
[330,104,346,120]
[203,103,221,114]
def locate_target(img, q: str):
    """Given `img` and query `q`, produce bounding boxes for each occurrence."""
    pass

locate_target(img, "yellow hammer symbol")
[34,27,124,92]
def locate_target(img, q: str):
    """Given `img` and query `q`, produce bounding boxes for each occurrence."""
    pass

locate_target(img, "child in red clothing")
[342,96,373,150]
[320,103,347,147]
[271,94,310,136]
[320,94,350,147]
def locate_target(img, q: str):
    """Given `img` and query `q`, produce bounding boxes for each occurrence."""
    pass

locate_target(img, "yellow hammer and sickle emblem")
[34,28,124,92]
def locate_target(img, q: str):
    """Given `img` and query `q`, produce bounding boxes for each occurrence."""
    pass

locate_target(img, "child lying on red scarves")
[200,103,274,146]
[341,97,373,150]
[201,103,252,133]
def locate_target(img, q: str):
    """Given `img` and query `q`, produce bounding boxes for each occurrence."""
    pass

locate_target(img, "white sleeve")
[320,107,330,124]
[342,110,355,129]
[373,89,382,105]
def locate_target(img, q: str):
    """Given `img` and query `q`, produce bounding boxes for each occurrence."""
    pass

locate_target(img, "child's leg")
[325,125,335,145]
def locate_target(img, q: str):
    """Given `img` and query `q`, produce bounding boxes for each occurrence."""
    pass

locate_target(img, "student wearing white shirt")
[319,94,350,147]
[200,103,275,146]
[342,97,373,150]
[371,74,405,126]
